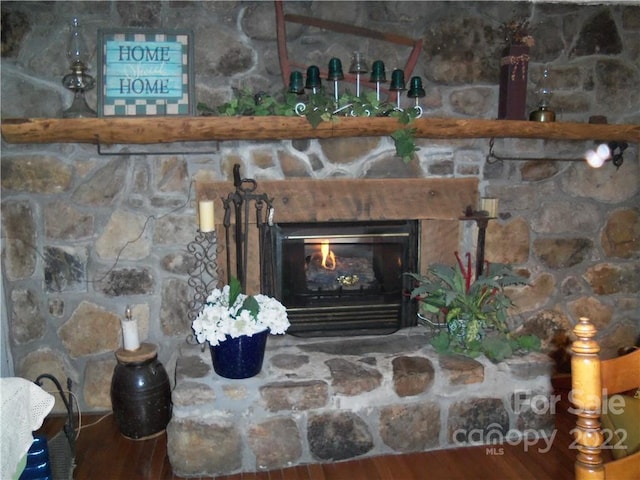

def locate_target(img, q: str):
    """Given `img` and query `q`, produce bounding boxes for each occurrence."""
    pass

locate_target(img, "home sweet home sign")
[97,29,194,116]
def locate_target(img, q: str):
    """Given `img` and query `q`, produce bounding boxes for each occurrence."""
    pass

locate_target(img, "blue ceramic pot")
[447,317,467,342]
[447,317,483,346]
[209,329,269,379]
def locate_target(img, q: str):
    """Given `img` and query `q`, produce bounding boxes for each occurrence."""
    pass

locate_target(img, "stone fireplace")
[166,176,554,476]
[2,5,637,473]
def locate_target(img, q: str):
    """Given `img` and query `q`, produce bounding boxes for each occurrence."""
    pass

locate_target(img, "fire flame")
[320,240,336,270]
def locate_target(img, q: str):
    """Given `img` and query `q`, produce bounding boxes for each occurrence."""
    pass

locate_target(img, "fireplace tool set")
[187,165,275,325]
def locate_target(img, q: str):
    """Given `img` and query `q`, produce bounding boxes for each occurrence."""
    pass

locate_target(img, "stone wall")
[1,1,639,413]
[168,330,554,476]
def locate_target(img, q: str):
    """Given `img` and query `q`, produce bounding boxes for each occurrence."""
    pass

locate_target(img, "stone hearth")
[167,326,553,476]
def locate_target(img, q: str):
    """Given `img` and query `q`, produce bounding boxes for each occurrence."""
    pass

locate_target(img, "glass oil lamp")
[62,17,96,118]
[529,67,555,122]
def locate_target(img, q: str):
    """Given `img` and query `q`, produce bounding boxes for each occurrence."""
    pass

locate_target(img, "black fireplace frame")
[270,220,419,337]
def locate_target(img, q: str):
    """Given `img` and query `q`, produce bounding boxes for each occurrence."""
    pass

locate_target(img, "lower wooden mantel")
[2,116,638,144]
[198,177,477,294]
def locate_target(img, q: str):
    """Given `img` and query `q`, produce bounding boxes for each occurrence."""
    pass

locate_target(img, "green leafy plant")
[390,127,419,164]
[199,88,299,117]
[300,90,338,128]
[429,330,540,362]
[406,252,538,361]
[198,87,421,162]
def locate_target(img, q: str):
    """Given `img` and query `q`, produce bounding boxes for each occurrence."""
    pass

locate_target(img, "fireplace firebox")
[271,220,419,336]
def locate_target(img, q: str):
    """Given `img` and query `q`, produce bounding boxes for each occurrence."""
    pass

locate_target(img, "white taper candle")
[121,305,140,351]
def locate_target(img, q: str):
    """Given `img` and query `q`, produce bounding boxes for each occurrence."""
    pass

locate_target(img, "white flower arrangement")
[192,277,290,346]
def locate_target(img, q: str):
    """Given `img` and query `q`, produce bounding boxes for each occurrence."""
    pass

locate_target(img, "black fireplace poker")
[222,164,275,293]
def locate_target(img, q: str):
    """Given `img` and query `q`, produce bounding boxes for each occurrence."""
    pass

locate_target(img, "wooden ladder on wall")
[274,0,424,101]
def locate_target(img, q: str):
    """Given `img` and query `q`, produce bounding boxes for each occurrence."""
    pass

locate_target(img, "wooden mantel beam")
[1,116,638,145]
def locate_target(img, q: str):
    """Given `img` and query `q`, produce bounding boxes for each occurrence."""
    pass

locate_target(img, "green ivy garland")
[198,88,420,163]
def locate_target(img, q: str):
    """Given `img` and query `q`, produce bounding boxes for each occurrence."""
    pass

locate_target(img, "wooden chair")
[571,317,640,479]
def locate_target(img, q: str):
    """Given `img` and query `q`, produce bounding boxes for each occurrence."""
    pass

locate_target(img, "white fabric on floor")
[0,377,54,479]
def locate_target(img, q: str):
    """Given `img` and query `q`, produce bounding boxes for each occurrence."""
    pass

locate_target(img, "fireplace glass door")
[271,220,418,336]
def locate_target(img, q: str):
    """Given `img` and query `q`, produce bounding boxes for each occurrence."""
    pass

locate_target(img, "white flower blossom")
[191,283,290,346]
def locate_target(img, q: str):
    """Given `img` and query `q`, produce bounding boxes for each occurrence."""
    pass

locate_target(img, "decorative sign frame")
[97,29,194,116]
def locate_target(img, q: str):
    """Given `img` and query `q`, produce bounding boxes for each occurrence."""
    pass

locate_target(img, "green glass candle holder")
[289,71,304,94]
[369,60,386,83]
[327,58,344,81]
[389,69,405,91]
[305,65,322,90]
[407,76,425,98]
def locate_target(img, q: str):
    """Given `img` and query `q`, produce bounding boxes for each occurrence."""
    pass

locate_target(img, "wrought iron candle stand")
[459,204,497,278]
[186,229,221,350]
[187,230,219,324]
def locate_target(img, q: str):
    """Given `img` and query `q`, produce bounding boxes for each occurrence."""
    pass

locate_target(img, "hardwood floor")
[38,385,578,480]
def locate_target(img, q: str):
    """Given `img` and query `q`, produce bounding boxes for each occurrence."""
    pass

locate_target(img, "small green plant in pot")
[406,252,539,361]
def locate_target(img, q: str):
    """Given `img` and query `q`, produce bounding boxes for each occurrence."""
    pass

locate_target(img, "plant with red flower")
[406,252,537,360]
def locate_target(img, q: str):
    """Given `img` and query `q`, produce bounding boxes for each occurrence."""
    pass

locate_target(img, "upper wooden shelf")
[1,116,638,145]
